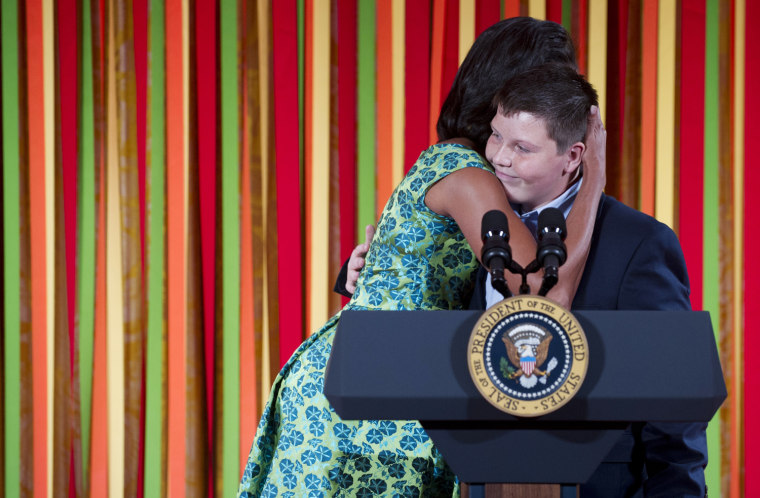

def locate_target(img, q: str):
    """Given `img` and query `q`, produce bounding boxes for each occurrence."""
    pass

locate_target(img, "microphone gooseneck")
[480,210,512,300]
[536,207,567,296]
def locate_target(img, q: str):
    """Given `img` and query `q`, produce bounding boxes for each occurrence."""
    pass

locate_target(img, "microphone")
[481,210,512,299]
[536,208,567,296]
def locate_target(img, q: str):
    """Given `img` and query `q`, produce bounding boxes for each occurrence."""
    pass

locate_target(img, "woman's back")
[349,143,492,311]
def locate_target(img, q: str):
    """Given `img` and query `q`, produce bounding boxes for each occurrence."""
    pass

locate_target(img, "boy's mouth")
[495,171,519,183]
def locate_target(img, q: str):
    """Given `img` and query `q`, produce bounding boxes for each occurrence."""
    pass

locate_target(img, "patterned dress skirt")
[237,312,459,497]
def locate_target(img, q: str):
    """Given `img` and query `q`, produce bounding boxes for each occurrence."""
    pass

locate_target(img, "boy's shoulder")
[597,194,680,243]
[600,194,668,226]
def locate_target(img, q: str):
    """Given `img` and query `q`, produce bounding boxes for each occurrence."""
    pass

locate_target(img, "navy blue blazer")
[470,194,708,497]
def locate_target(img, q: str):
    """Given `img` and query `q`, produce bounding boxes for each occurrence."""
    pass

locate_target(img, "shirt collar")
[511,178,582,241]
[484,180,582,307]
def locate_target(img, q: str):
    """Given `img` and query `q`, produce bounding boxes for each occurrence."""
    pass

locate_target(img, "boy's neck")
[513,177,582,216]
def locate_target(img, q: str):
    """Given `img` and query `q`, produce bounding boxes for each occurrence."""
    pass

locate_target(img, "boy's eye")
[516,144,529,153]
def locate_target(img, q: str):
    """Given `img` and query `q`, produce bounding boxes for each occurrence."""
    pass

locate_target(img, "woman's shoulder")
[414,142,490,171]
[401,143,492,201]
[426,140,479,155]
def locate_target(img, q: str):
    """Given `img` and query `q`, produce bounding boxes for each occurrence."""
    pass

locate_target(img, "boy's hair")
[492,64,598,152]
[437,17,576,152]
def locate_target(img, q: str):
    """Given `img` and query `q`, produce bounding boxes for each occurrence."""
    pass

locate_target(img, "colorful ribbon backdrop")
[0,0,755,496]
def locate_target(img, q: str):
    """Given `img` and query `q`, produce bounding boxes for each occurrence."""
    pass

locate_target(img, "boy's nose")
[492,147,513,168]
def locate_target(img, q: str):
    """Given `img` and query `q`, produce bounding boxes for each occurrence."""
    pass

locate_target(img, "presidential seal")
[467,295,589,417]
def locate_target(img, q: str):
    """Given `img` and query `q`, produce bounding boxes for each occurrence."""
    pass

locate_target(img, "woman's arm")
[426,165,538,298]
[337,168,539,300]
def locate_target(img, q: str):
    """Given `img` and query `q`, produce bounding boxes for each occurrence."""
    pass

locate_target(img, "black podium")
[323,309,726,495]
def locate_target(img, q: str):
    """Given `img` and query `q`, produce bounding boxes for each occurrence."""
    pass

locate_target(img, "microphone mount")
[481,211,524,300]
[480,208,567,300]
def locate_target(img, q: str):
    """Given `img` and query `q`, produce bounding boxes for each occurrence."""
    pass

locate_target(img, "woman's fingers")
[345,225,376,294]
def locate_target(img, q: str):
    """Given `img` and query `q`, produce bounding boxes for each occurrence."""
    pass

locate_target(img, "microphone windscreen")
[481,210,510,241]
[538,207,566,238]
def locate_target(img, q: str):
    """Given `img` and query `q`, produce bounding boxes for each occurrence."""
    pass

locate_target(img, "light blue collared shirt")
[485,179,582,308]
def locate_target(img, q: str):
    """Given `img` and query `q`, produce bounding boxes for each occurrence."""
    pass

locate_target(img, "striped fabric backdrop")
[0,0,755,496]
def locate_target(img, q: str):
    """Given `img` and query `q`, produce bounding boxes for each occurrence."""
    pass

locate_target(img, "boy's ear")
[563,141,585,176]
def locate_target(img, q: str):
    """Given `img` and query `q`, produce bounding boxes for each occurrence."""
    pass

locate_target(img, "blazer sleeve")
[619,223,708,497]
[466,266,489,310]
[333,257,353,299]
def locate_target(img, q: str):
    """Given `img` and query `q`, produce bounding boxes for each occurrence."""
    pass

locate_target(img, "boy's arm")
[639,421,707,497]
[620,224,707,496]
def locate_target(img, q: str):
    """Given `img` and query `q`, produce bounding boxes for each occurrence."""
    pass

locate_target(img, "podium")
[323,309,726,496]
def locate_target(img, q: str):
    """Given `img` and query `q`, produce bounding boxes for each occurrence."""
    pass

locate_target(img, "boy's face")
[485,111,583,212]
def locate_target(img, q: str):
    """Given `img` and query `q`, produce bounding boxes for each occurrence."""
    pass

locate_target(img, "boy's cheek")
[503,185,526,203]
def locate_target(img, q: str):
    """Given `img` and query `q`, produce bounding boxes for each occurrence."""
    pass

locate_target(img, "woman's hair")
[436,17,577,152]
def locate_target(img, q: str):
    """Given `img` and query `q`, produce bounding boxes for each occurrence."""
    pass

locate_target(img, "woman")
[238,17,604,497]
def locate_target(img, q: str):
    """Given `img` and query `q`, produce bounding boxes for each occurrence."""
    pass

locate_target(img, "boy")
[339,64,708,496]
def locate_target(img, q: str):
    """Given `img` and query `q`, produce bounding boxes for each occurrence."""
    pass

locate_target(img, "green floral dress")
[238,144,492,497]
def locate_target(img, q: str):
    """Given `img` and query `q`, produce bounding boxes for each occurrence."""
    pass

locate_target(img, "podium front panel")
[324,310,725,422]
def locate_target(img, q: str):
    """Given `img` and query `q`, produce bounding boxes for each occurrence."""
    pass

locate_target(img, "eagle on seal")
[503,333,552,380]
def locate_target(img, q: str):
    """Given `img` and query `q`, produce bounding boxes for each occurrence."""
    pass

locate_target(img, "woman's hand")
[345,224,375,294]
[581,105,607,194]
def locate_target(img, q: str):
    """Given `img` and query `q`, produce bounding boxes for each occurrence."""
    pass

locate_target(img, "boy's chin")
[505,192,529,209]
